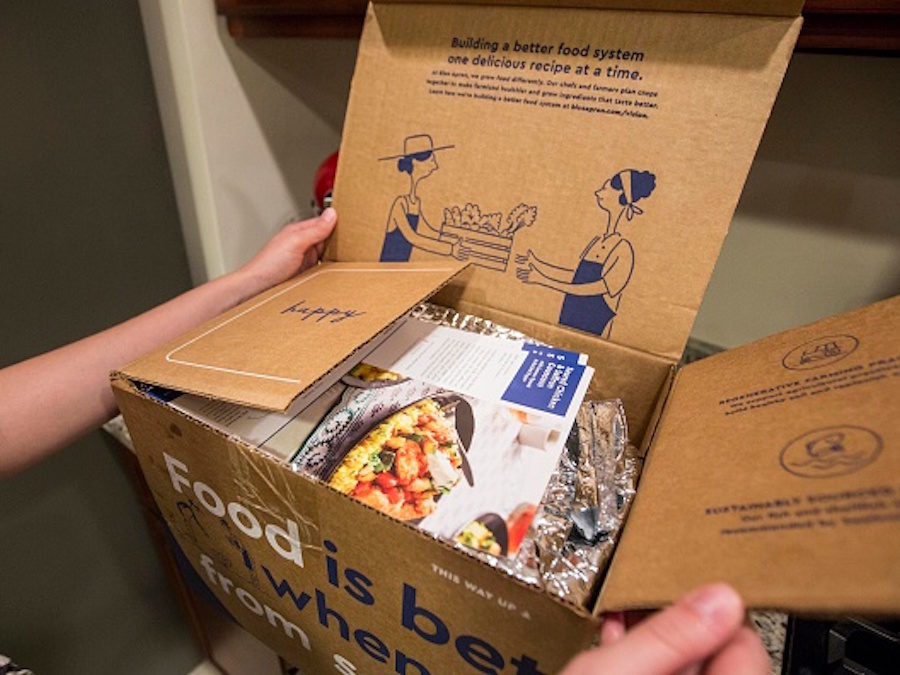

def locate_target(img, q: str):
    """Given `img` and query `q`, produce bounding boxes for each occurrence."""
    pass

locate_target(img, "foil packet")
[510,400,639,606]
[410,303,641,608]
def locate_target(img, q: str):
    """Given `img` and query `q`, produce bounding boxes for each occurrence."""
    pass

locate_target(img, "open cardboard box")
[112,1,899,672]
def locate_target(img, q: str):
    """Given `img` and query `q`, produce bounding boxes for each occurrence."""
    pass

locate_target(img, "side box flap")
[116,262,467,411]
[600,296,900,613]
[329,1,801,362]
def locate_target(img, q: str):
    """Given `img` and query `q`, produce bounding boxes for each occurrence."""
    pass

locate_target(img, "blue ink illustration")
[441,202,538,271]
[177,499,208,545]
[782,334,859,371]
[378,134,467,262]
[220,518,260,588]
[379,133,538,269]
[780,425,882,478]
[516,169,656,338]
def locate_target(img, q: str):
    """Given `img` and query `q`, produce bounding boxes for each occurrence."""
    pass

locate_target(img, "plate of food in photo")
[325,393,474,522]
[454,513,509,557]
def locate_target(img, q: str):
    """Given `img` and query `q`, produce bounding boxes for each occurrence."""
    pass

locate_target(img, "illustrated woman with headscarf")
[378,134,467,262]
[516,169,656,338]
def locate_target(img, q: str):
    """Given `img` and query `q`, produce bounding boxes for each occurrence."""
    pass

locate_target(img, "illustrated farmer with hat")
[379,134,467,262]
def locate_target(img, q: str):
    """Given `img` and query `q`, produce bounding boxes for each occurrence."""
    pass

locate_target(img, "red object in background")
[313,151,338,213]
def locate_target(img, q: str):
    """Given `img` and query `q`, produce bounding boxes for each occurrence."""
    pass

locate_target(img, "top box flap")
[600,296,900,613]
[378,0,804,17]
[329,2,801,362]
[117,262,466,411]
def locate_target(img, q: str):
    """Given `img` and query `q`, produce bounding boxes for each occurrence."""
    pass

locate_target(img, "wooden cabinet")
[799,0,900,50]
[214,0,900,51]
[215,0,368,38]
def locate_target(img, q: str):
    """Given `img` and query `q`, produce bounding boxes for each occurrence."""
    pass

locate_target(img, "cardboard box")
[112,1,899,673]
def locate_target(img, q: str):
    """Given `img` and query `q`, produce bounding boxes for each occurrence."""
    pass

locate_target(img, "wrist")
[211,267,262,311]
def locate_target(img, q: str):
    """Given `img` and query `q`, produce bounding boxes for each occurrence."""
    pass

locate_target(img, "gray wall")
[0,1,198,672]
[693,52,900,348]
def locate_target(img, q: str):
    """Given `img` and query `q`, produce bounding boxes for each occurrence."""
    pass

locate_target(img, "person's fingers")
[238,208,338,293]
[562,583,745,675]
[290,207,336,251]
[300,246,319,272]
[280,208,337,274]
[612,584,745,674]
[600,612,626,645]
[702,626,769,675]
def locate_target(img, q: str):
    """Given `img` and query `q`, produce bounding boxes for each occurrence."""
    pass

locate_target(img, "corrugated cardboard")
[121,262,466,411]
[109,1,900,673]
[602,296,900,614]
[330,2,801,365]
[380,0,805,16]
[112,293,899,672]
[327,0,802,445]
[114,379,597,673]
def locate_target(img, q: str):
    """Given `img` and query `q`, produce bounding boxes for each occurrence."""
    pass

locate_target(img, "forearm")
[405,224,452,256]
[416,235,453,256]
[0,209,335,476]
[530,257,572,283]
[0,270,253,476]
[556,277,611,296]
[530,268,610,296]
[395,213,452,256]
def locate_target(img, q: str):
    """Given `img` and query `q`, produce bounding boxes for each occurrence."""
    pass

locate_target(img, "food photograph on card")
[288,316,593,558]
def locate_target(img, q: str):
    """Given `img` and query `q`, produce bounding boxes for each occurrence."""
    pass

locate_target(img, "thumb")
[564,584,746,675]
[293,206,337,249]
[238,207,338,295]
[280,207,336,273]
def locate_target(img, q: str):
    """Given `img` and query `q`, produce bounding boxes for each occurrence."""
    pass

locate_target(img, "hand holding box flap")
[599,296,900,614]
[117,262,468,411]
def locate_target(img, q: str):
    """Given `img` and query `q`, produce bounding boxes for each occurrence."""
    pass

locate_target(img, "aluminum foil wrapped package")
[408,302,532,342]
[508,400,641,606]
[410,303,642,608]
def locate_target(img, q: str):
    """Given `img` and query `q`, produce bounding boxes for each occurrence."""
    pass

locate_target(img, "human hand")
[515,262,536,284]
[234,208,337,297]
[514,249,537,267]
[561,584,769,675]
[451,239,471,261]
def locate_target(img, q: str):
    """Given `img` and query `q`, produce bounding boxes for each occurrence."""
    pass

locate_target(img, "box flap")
[330,2,801,361]
[378,0,804,17]
[117,262,467,411]
[600,296,900,613]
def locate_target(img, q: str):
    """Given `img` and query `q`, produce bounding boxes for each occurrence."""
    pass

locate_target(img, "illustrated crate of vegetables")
[441,202,537,271]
